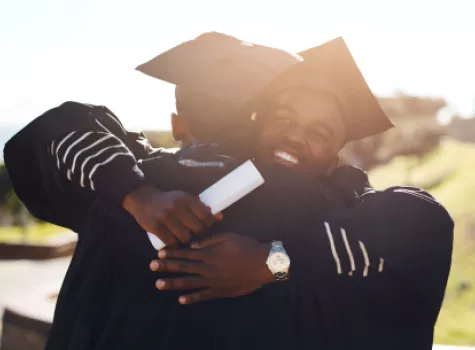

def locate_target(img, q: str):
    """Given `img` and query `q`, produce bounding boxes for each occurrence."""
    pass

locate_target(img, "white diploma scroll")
[147,160,264,250]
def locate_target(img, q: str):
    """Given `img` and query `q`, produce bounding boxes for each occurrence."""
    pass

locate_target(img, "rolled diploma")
[147,160,264,250]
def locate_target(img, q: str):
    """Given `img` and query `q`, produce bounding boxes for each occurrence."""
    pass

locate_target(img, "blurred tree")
[378,93,447,119]
[341,93,448,170]
[448,116,475,143]
[0,164,32,239]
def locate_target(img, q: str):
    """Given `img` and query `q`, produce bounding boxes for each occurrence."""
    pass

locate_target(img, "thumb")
[215,212,224,221]
[191,233,232,249]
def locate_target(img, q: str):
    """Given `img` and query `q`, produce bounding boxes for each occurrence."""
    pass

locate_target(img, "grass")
[0,222,64,244]
[369,139,475,346]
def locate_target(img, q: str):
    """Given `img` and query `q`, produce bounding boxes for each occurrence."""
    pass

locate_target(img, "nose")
[285,124,306,146]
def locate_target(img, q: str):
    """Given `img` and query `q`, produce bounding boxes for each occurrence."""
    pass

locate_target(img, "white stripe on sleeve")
[79,144,124,187]
[358,241,370,277]
[71,134,113,174]
[62,132,93,163]
[55,131,76,168]
[324,222,342,275]
[378,258,384,273]
[392,188,438,204]
[341,228,356,276]
[89,151,134,191]
[95,119,113,134]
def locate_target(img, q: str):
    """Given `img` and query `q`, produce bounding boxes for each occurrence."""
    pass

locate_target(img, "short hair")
[175,87,259,152]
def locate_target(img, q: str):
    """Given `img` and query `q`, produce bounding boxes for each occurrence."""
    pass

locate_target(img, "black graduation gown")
[4,103,454,350]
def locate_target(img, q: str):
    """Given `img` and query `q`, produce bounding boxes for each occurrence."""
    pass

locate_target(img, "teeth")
[275,150,300,165]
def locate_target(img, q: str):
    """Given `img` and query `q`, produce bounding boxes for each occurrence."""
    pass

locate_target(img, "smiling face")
[255,88,347,176]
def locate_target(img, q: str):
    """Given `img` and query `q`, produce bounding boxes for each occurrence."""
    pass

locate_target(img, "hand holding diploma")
[122,161,264,250]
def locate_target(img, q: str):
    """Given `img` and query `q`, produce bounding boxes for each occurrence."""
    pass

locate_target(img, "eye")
[274,117,293,126]
[307,127,325,140]
[306,129,332,150]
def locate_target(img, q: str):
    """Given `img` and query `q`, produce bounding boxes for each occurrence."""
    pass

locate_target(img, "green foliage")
[0,222,63,243]
[0,163,12,203]
[342,117,446,170]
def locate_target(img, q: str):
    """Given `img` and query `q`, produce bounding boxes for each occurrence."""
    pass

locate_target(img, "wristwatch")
[266,241,291,281]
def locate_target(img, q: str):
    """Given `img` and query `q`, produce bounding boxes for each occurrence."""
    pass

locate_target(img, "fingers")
[162,214,192,244]
[146,191,225,246]
[185,196,217,228]
[149,259,207,275]
[191,233,233,249]
[174,208,205,235]
[157,248,204,261]
[153,223,179,247]
[163,193,220,242]
[178,288,218,305]
[155,276,209,291]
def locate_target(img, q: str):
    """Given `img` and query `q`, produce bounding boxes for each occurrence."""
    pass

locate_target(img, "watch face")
[269,252,290,272]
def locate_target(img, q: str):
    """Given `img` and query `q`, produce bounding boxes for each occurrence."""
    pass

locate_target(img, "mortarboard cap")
[136,32,304,147]
[136,33,393,142]
[264,37,393,142]
[136,32,302,107]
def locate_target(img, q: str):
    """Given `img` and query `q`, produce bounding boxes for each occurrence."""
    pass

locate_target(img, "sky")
[1,0,475,133]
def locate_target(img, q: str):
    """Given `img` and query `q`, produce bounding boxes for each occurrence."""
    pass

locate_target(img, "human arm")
[4,102,218,242]
[150,232,274,304]
[149,185,452,307]
[283,186,453,285]
[141,161,451,304]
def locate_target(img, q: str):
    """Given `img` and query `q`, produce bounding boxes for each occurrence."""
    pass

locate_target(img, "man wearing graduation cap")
[4,33,453,349]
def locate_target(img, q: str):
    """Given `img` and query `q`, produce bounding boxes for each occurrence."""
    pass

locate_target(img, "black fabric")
[137,32,301,107]
[43,151,452,350]
[4,105,452,350]
[3,102,149,228]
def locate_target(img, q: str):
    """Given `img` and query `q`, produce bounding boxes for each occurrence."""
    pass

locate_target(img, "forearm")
[282,187,453,287]
[4,101,169,231]
[50,130,146,207]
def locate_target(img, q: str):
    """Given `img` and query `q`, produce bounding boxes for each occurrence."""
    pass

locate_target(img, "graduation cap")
[136,32,393,142]
[136,32,303,145]
[136,32,302,107]
[267,37,394,142]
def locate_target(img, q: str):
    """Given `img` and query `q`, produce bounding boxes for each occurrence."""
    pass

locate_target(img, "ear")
[171,113,187,142]
[172,113,196,147]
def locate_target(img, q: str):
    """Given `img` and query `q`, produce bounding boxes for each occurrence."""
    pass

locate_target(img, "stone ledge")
[0,232,76,260]
[0,242,76,260]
